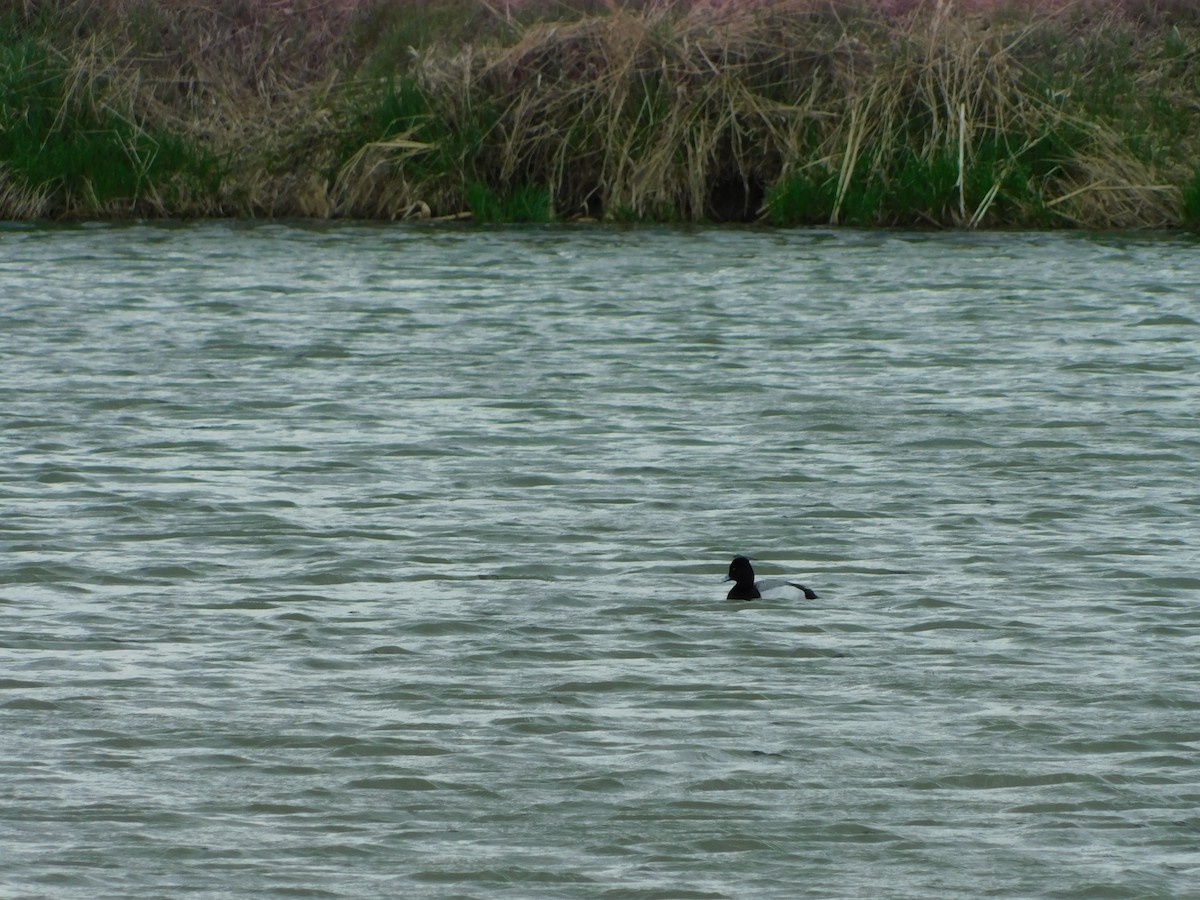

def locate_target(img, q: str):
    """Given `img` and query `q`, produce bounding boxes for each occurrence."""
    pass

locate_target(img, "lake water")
[2,222,1199,898]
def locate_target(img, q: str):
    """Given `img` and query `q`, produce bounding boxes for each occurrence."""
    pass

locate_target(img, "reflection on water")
[2,223,1199,897]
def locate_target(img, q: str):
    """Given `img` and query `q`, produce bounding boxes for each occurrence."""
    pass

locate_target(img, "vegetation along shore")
[2,0,1199,227]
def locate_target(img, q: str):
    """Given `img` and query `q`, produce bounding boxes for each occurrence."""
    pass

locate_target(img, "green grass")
[1182,169,1200,231]
[334,74,498,204]
[764,167,838,226]
[766,135,1063,228]
[466,181,552,223]
[0,29,221,215]
[1024,19,1195,174]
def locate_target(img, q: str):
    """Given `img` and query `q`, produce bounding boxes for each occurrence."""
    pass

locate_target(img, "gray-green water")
[3,223,1199,898]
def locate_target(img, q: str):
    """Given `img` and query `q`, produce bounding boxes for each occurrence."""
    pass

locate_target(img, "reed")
[1183,169,1200,229]
[1,0,1197,227]
[0,16,220,216]
[389,0,1195,226]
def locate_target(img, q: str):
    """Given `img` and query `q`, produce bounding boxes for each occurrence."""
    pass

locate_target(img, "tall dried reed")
[387,0,1193,225]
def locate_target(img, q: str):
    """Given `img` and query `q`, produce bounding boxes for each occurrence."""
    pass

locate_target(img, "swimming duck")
[724,556,817,601]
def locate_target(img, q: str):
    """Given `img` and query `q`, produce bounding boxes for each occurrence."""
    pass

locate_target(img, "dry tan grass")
[383,3,1071,221]
[0,173,52,219]
[3,0,1196,224]
[397,3,1010,220]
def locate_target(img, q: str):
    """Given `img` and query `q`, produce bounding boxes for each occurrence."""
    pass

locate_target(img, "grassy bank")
[2,0,1199,227]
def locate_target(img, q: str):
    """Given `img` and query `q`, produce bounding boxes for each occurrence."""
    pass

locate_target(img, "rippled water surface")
[3,222,1199,898]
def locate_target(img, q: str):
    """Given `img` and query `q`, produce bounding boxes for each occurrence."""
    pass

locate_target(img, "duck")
[723,556,817,601]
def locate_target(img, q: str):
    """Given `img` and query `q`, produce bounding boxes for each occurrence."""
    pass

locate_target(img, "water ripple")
[2,223,1198,898]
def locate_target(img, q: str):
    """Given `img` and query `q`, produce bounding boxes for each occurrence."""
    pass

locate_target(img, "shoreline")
[2,0,1198,228]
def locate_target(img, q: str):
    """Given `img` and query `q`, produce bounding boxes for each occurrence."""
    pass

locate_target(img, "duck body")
[723,555,817,601]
